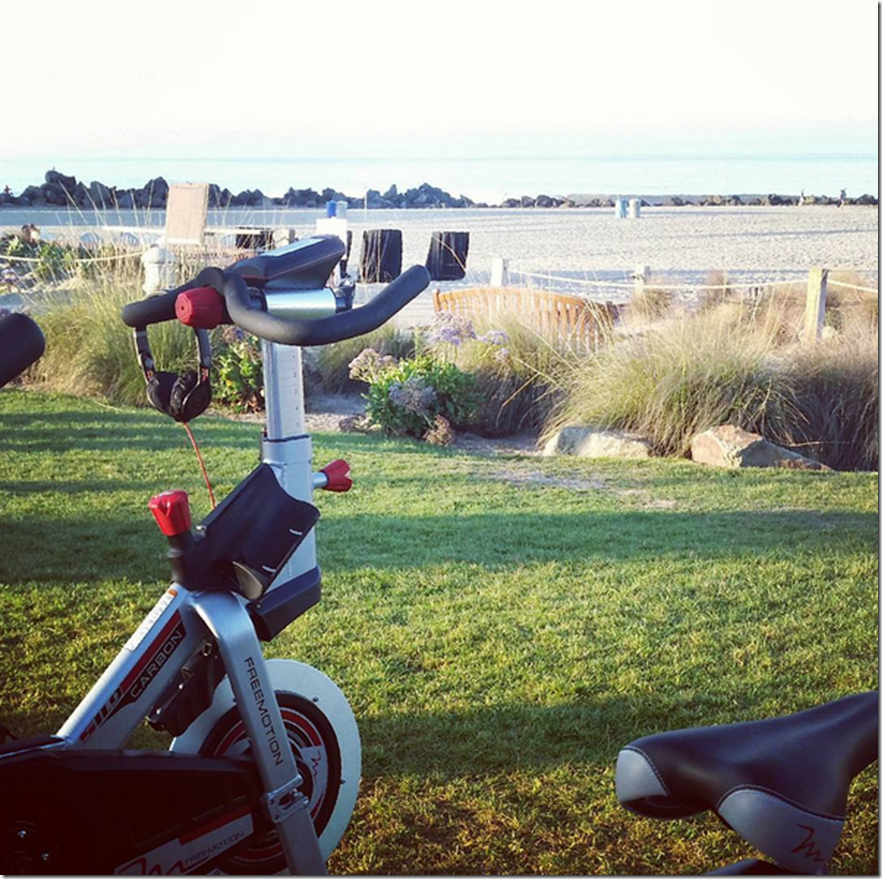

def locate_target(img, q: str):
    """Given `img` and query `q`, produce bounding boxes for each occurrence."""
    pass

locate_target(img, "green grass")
[0,390,877,875]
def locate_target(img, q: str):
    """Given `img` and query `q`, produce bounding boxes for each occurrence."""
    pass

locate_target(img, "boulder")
[45,169,77,191]
[543,426,653,459]
[89,181,114,207]
[690,425,830,471]
[72,181,91,207]
[42,181,67,203]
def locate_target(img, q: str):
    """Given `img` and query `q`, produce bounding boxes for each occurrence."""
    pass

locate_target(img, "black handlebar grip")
[0,313,46,389]
[222,264,431,346]
[121,278,202,329]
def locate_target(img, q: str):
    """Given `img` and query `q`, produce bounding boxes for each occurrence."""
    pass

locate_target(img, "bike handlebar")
[121,278,203,330]
[122,265,431,347]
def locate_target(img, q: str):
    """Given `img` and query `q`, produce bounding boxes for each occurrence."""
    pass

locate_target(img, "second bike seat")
[615,692,878,873]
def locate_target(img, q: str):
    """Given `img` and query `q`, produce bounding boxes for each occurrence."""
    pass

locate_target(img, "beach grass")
[547,298,879,471]
[0,390,876,874]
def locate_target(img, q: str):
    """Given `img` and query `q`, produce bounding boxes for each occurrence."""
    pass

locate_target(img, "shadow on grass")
[0,479,167,495]
[319,508,876,571]
[354,691,839,778]
[0,408,259,452]
[0,508,875,586]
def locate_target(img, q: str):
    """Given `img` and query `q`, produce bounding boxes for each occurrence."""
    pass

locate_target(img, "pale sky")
[3,0,878,160]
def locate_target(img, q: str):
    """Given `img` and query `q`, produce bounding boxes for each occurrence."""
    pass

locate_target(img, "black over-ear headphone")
[134,326,212,423]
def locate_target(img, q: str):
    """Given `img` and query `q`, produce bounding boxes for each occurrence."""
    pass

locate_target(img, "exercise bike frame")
[45,343,337,875]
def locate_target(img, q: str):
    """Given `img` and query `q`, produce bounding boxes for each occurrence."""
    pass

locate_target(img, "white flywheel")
[171,659,361,871]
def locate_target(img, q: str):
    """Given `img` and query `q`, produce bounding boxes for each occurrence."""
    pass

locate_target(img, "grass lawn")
[0,390,877,875]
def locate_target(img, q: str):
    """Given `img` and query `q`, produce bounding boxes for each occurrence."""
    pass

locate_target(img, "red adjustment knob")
[176,287,223,329]
[321,459,352,492]
[149,490,192,536]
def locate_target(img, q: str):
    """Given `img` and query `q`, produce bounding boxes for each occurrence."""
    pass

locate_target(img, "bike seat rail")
[616,692,879,874]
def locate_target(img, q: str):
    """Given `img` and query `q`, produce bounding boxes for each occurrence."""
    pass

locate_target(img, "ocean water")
[2,153,878,203]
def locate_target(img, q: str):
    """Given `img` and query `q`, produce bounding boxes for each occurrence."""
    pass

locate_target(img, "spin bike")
[0,235,430,875]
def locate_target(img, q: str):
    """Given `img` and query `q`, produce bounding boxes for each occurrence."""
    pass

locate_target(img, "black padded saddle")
[615,692,878,873]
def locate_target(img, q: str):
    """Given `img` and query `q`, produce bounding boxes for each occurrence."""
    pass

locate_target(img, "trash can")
[360,229,403,283]
[425,231,469,281]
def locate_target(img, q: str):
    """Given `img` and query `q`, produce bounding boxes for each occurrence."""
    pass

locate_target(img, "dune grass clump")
[29,275,197,406]
[777,325,879,471]
[547,306,792,457]
[306,324,416,395]
[547,302,878,470]
[449,315,581,436]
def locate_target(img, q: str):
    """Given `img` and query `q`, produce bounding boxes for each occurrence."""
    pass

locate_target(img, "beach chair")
[164,183,209,247]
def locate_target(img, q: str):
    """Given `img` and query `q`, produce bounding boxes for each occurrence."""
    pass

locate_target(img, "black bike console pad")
[178,463,319,595]
[227,236,345,290]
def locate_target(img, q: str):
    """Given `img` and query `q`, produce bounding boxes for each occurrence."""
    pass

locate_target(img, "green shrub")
[423,311,586,437]
[213,329,263,412]
[352,352,478,439]
[306,324,415,394]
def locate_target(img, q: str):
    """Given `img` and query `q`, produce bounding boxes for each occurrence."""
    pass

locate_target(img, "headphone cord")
[182,422,217,509]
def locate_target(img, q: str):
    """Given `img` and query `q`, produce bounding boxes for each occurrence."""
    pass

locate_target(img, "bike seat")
[615,692,878,873]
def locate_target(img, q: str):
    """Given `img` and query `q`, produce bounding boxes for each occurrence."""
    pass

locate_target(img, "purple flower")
[426,311,477,347]
[349,348,399,382]
[389,376,437,413]
[222,326,247,344]
[479,329,509,346]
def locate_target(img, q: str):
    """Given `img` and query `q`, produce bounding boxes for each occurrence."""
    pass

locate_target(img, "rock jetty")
[0,170,876,210]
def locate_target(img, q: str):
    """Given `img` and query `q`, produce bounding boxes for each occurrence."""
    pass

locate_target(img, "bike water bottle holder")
[166,464,320,601]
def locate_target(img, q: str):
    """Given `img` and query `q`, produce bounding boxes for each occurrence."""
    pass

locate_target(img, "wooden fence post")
[804,267,828,343]
[490,257,509,287]
[633,265,650,304]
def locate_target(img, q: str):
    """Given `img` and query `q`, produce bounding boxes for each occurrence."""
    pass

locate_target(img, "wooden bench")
[433,286,620,350]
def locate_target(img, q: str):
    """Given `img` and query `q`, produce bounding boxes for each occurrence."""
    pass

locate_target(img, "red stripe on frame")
[178,805,252,845]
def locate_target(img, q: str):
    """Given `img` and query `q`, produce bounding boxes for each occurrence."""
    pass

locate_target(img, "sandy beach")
[2,204,877,322]
[3,204,876,281]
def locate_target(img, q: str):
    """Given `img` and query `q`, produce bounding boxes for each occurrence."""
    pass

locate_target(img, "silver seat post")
[260,341,318,582]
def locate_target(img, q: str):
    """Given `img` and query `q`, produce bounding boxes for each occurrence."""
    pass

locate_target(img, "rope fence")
[0,250,142,265]
[508,267,878,295]
[827,280,880,295]
[494,260,878,346]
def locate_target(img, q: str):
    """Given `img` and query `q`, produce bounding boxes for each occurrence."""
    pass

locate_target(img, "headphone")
[134,326,212,423]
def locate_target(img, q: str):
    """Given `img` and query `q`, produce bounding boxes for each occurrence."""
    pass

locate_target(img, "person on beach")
[839,188,846,207]
[799,189,805,206]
